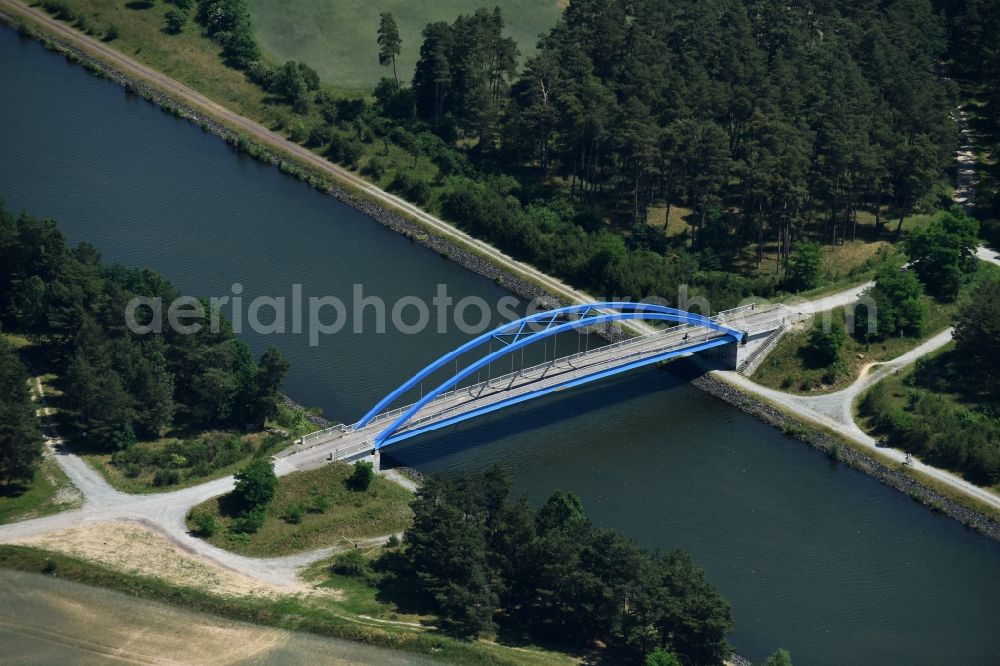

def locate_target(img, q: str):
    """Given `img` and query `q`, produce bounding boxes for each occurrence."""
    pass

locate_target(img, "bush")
[164,9,187,34]
[783,242,822,292]
[805,318,846,368]
[285,505,304,524]
[307,123,333,148]
[327,135,363,166]
[288,120,309,144]
[390,170,431,204]
[310,495,331,514]
[191,511,219,537]
[822,360,847,384]
[346,461,375,491]
[231,505,267,534]
[331,550,370,577]
[152,468,181,487]
[362,156,390,180]
[233,458,277,510]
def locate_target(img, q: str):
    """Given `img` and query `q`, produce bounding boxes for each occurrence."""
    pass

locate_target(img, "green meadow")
[247,0,564,90]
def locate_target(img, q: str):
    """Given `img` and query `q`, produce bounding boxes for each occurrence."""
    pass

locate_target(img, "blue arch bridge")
[284,302,789,470]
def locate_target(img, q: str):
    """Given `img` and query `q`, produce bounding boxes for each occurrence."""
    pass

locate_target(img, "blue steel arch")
[355,302,745,448]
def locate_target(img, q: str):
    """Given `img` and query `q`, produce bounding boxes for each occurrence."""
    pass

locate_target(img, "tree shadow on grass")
[215,491,245,519]
[124,1,155,9]
[0,482,30,500]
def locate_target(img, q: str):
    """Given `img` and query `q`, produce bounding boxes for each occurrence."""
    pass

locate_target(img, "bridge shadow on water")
[381,359,713,470]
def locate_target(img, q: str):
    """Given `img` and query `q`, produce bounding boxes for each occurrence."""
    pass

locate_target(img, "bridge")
[283,302,790,470]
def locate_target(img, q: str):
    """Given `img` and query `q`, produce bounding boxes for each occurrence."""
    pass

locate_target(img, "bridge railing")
[300,423,349,444]
[362,324,726,432]
[397,328,725,433]
[357,325,684,428]
[326,437,375,462]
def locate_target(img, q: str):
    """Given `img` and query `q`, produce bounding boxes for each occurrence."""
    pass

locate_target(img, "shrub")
[152,468,181,487]
[346,461,375,491]
[191,511,219,537]
[310,495,331,514]
[285,505,304,524]
[164,9,187,34]
[805,318,846,368]
[288,120,309,144]
[331,550,370,578]
[822,360,847,384]
[363,156,390,180]
[307,123,333,148]
[232,505,267,534]
[327,135,363,166]
[233,458,277,510]
[390,170,431,204]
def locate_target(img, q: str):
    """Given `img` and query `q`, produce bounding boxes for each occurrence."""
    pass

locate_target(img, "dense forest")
[179,0,999,311]
[367,465,741,665]
[0,201,288,454]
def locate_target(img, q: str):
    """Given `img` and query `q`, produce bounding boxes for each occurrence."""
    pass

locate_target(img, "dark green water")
[0,27,997,665]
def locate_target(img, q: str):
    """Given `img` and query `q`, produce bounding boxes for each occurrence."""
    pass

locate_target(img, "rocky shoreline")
[683,366,1000,543]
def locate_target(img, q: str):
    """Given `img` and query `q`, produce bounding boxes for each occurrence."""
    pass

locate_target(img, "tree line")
[371,465,740,664]
[937,0,1000,235]
[410,0,956,267]
[0,202,289,452]
[149,0,969,312]
[0,338,42,486]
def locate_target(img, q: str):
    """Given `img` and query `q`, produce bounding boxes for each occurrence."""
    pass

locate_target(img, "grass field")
[248,0,564,90]
[188,462,413,557]
[0,544,575,665]
[751,293,962,394]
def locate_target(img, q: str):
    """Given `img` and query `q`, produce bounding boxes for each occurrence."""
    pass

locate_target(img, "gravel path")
[0,437,400,589]
[717,328,1000,513]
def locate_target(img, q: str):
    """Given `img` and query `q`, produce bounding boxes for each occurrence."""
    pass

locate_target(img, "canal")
[1,26,997,665]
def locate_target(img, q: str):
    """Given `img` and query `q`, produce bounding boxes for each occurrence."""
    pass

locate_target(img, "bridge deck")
[286,304,788,462]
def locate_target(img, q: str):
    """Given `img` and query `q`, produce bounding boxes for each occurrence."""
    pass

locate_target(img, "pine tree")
[0,340,43,485]
[377,12,401,89]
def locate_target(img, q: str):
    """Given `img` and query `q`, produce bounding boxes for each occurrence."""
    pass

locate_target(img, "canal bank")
[678,364,1000,542]
[0,2,568,310]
